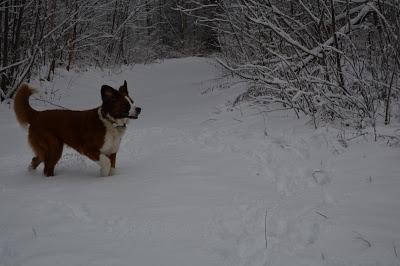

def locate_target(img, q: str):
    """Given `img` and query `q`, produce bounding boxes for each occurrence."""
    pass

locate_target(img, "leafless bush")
[183,0,400,128]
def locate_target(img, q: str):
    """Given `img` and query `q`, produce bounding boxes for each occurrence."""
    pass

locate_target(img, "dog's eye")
[120,106,130,117]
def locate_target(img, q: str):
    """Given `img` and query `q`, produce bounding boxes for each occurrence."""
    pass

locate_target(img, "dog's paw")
[110,168,116,176]
[99,167,114,177]
[98,154,111,177]
[28,164,39,172]
[100,168,110,177]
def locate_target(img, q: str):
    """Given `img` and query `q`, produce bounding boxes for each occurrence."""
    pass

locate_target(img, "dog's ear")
[101,85,117,102]
[119,80,128,94]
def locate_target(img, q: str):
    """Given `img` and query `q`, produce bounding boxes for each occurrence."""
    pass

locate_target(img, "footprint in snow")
[312,169,331,186]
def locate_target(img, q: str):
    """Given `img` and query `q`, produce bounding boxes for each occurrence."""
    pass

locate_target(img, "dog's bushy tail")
[14,84,38,127]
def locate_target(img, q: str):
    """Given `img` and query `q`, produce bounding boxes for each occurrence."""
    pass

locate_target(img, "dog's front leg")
[98,154,111,176]
[108,153,116,175]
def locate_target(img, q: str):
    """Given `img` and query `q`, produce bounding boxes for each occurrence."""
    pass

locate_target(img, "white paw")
[110,168,116,176]
[100,169,110,177]
[98,154,111,177]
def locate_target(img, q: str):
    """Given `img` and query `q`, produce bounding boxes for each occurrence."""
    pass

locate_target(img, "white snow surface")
[1,57,400,266]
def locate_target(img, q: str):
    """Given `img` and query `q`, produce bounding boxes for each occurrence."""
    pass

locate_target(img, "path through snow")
[1,58,400,266]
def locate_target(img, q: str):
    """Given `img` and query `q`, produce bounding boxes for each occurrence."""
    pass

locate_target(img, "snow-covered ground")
[1,57,400,266]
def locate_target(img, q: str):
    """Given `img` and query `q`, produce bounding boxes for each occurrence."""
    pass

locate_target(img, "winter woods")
[182,0,400,127]
[1,0,400,128]
[0,0,216,101]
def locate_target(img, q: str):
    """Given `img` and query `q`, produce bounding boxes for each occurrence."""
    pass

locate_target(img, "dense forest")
[1,0,399,128]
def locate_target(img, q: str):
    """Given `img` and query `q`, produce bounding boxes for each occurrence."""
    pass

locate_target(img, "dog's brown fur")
[14,82,140,177]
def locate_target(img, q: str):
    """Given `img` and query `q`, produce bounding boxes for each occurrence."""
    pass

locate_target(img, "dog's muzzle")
[128,107,141,119]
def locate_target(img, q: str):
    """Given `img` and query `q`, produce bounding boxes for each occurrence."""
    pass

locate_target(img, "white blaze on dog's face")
[119,80,141,119]
[101,80,141,121]
[124,95,141,119]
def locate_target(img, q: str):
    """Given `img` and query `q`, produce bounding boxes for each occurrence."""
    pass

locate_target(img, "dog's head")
[101,80,141,121]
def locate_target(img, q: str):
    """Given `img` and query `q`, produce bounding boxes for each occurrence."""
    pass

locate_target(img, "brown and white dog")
[14,81,141,177]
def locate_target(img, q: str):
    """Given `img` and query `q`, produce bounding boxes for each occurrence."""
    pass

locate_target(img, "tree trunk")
[47,0,57,81]
[385,67,396,125]
[146,0,152,36]
[1,1,10,100]
[13,0,25,65]
[67,0,78,71]
[330,0,346,94]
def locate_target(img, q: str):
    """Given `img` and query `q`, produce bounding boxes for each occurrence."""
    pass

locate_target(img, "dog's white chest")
[98,108,127,155]
[101,127,125,154]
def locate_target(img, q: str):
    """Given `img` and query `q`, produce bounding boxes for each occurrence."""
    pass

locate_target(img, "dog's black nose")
[136,107,142,114]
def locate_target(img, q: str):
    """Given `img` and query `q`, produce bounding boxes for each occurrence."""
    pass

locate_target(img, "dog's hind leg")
[29,156,42,170]
[43,137,63,177]
[28,128,44,171]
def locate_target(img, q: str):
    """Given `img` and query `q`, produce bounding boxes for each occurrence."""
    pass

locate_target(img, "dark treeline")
[0,0,220,100]
[1,0,400,130]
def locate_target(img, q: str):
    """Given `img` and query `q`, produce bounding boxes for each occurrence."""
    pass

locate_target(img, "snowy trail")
[1,58,400,266]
